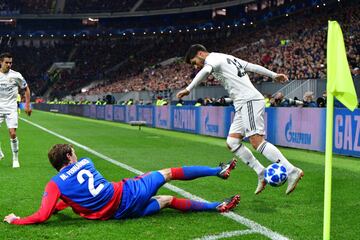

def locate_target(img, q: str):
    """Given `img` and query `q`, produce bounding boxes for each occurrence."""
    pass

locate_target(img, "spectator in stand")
[316,91,327,108]
[264,94,272,107]
[302,91,317,108]
[353,67,359,76]
[203,97,213,106]
[176,99,184,106]
[194,98,203,107]
[273,92,303,107]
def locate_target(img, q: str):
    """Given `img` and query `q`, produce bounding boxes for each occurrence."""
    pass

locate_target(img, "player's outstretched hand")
[25,109,32,116]
[275,74,289,83]
[4,213,19,224]
[25,105,32,116]
[176,89,190,99]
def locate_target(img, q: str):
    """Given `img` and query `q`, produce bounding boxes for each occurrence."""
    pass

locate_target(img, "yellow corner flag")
[324,21,358,240]
[327,21,358,111]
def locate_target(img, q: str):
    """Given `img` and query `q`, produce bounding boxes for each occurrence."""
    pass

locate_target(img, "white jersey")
[0,69,27,113]
[205,52,264,111]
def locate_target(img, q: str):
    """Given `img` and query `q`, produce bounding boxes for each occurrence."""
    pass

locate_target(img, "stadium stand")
[81,2,359,96]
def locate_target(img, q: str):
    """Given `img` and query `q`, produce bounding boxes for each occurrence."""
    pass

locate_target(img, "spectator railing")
[274,79,318,99]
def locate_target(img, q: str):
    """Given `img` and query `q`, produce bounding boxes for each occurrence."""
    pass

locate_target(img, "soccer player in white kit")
[0,53,32,168]
[177,44,304,195]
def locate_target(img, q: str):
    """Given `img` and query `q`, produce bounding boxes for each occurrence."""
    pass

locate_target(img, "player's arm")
[23,85,31,116]
[4,181,61,225]
[17,73,32,116]
[176,64,213,98]
[244,63,288,83]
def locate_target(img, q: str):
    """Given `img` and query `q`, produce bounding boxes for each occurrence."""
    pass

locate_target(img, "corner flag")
[327,21,358,111]
[323,21,358,240]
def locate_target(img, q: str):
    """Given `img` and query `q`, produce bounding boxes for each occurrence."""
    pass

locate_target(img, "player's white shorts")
[0,111,19,129]
[229,100,265,138]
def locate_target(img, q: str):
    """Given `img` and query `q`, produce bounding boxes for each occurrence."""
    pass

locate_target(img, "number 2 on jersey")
[227,58,245,77]
[77,169,104,197]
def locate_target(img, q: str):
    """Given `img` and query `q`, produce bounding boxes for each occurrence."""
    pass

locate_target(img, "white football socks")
[10,137,19,161]
[257,141,294,173]
[235,143,264,175]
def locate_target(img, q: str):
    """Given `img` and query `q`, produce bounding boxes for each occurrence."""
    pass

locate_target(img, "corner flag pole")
[323,91,334,240]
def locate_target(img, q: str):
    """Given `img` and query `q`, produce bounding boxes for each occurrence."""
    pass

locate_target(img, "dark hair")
[0,52,12,61]
[48,144,73,171]
[185,44,207,64]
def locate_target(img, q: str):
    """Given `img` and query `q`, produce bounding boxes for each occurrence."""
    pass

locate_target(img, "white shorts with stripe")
[0,111,19,129]
[229,100,265,138]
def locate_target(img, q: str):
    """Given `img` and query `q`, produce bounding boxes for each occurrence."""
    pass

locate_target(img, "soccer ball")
[264,163,288,187]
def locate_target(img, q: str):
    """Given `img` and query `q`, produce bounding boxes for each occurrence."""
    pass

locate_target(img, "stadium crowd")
[82,3,359,96]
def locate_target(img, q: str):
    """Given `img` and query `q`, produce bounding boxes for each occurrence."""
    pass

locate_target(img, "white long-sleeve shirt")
[0,69,28,113]
[186,52,277,111]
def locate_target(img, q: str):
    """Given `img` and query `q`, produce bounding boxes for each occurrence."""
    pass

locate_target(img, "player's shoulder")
[77,157,94,167]
[211,52,234,58]
[205,52,225,67]
[79,157,93,162]
[207,52,236,63]
[8,69,24,79]
[207,52,226,60]
[9,69,21,75]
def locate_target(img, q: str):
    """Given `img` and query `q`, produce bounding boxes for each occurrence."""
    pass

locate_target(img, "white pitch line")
[21,117,289,240]
[194,229,257,240]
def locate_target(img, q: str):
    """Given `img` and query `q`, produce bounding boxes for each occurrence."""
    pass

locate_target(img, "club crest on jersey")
[8,78,16,84]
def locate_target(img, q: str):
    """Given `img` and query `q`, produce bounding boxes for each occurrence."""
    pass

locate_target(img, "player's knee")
[159,168,171,181]
[249,135,264,149]
[153,195,173,208]
[226,137,241,152]
[9,132,16,139]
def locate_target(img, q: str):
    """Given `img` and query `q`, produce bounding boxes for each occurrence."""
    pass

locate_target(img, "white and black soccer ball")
[264,163,288,187]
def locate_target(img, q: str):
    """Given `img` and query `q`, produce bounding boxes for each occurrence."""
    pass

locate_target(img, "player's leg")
[17,102,20,114]
[118,170,240,219]
[9,128,19,168]
[0,114,4,160]
[169,195,240,213]
[137,195,240,217]
[255,136,304,194]
[226,110,265,194]
[6,112,19,168]
[158,159,237,182]
[113,171,168,219]
[247,100,304,195]
[134,197,162,217]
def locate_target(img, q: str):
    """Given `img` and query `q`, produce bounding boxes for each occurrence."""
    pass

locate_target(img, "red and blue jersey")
[12,158,123,225]
[53,158,115,211]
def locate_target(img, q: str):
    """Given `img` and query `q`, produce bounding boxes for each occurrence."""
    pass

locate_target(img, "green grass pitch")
[0,110,359,240]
